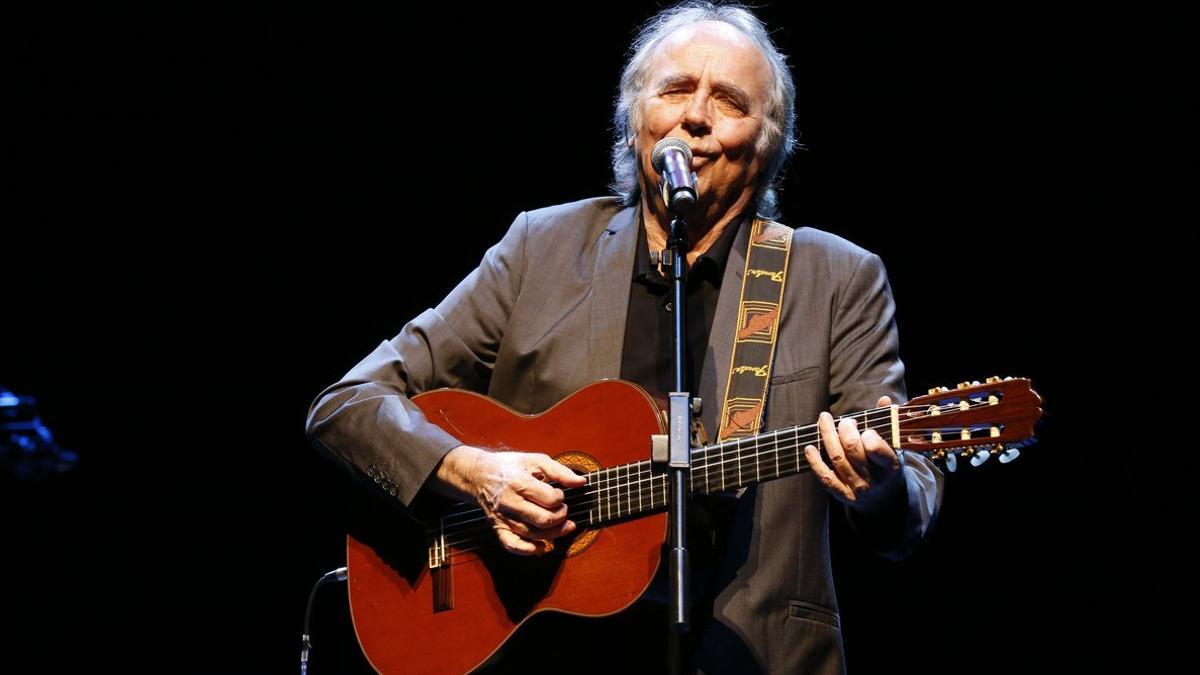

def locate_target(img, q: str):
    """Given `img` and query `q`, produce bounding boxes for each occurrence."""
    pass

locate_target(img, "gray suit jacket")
[307,196,942,674]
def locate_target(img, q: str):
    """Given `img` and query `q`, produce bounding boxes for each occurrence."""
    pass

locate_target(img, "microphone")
[651,138,697,214]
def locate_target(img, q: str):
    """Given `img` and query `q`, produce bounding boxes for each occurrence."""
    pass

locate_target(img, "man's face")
[636,21,772,218]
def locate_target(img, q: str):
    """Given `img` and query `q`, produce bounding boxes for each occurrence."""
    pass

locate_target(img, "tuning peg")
[986,376,1002,384]
[944,452,958,473]
[969,447,991,467]
[998,447,1021,464]
[927,387,941,396]
[957,381,971,390]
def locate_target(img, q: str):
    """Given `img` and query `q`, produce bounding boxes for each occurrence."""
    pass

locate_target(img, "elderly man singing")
[307,2,941,673]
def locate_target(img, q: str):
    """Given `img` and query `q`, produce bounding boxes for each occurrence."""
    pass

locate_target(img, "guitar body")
[346,380,668,674]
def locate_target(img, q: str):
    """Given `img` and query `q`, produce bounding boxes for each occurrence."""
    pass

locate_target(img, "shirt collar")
[632,208,748,285]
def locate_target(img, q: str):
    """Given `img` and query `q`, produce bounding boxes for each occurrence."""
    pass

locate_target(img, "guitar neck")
[568,406,896,527]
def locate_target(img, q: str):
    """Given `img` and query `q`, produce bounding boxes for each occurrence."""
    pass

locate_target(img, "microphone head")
[651,137,693,173]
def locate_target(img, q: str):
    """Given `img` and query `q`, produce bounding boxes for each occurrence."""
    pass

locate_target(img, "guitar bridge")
[428,519,452,612]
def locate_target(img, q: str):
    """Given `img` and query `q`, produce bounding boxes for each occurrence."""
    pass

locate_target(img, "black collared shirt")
[619,212,744,395]
[613,210,747,637]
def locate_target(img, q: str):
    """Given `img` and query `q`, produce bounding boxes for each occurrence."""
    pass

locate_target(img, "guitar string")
[435,428,857,552]
[437,397,988,530]
[436,407,901,529]
[435,410,988,553]
[437,399,969,523]
[434,399,1000,550]
[438,466,822,562]
[439,398,1014,560]
[429,397,1003,554]
[434,402,911,521]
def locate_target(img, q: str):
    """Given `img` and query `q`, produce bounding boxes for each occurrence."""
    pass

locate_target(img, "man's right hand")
[434,445,588,555]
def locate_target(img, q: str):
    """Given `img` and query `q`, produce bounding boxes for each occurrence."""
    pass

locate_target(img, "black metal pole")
[666,214,691,673]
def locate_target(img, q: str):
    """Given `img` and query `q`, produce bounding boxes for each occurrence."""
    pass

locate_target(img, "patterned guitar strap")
[717,218,793,444]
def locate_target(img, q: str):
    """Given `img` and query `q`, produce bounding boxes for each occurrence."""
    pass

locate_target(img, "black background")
[4,1,1142,673]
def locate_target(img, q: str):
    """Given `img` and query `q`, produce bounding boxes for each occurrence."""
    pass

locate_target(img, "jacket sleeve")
[304,211,529,509]
[828,251,943,560]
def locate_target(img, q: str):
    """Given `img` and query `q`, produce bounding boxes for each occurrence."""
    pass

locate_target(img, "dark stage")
[4,2,1139,673]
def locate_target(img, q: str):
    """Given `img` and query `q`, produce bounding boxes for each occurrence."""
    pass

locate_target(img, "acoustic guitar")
[344,378,1042,673]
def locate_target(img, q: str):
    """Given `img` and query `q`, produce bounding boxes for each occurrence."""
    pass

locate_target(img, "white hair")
[609,1,797,218]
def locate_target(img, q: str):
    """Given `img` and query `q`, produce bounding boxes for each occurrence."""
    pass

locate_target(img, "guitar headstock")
[900,377,1043,472]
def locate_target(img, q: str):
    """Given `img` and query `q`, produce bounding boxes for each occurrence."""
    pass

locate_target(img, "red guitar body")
[346,380,668,674]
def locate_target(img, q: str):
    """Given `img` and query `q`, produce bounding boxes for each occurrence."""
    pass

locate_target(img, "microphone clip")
[658,173,697,214]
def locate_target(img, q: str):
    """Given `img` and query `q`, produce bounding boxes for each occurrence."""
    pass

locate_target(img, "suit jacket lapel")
[587,205,638,382]
[699,217,751,439]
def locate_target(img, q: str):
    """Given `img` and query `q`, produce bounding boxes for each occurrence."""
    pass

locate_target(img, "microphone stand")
[648,142,700,674]
[664,211,692,675]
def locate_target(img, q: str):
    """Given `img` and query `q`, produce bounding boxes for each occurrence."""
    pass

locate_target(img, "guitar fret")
[609,466,616,520]
[637,462,644,513]
[619,466,628,516]
[794,427,801,473]
[599,469,605,524]
[774,429,780,477]
[700,447,711,494]
[595,470,602,523]
[793,429,801,473]
[736,437,742,487]
[613,466,621,519]
[602,468,610,522]
[611,467,618,519]
[626,464,633,515]
[754,434,760,483]
[631,464,637,514]
[620,466,626,518]
[626,464,632,516]
[612,467,618,519]
[792,428,800,474]
[618,466,623,516]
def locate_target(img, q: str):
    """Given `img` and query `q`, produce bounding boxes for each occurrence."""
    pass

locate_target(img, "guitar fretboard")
[568,411,895,527]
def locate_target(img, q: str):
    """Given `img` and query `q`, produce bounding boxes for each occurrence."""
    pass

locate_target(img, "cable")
[300,566,348,675]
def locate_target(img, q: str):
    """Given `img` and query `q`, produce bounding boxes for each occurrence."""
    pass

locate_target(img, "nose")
[682,90,713,135]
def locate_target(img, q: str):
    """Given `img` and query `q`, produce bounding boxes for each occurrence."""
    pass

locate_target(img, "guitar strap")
[716,218,793,442]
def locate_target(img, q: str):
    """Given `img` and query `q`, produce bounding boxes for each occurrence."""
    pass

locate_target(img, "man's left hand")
[804,395,902,510]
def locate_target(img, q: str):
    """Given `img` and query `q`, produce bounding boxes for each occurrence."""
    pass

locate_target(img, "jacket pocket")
[770,365,821,386]
[788,599,841,629]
